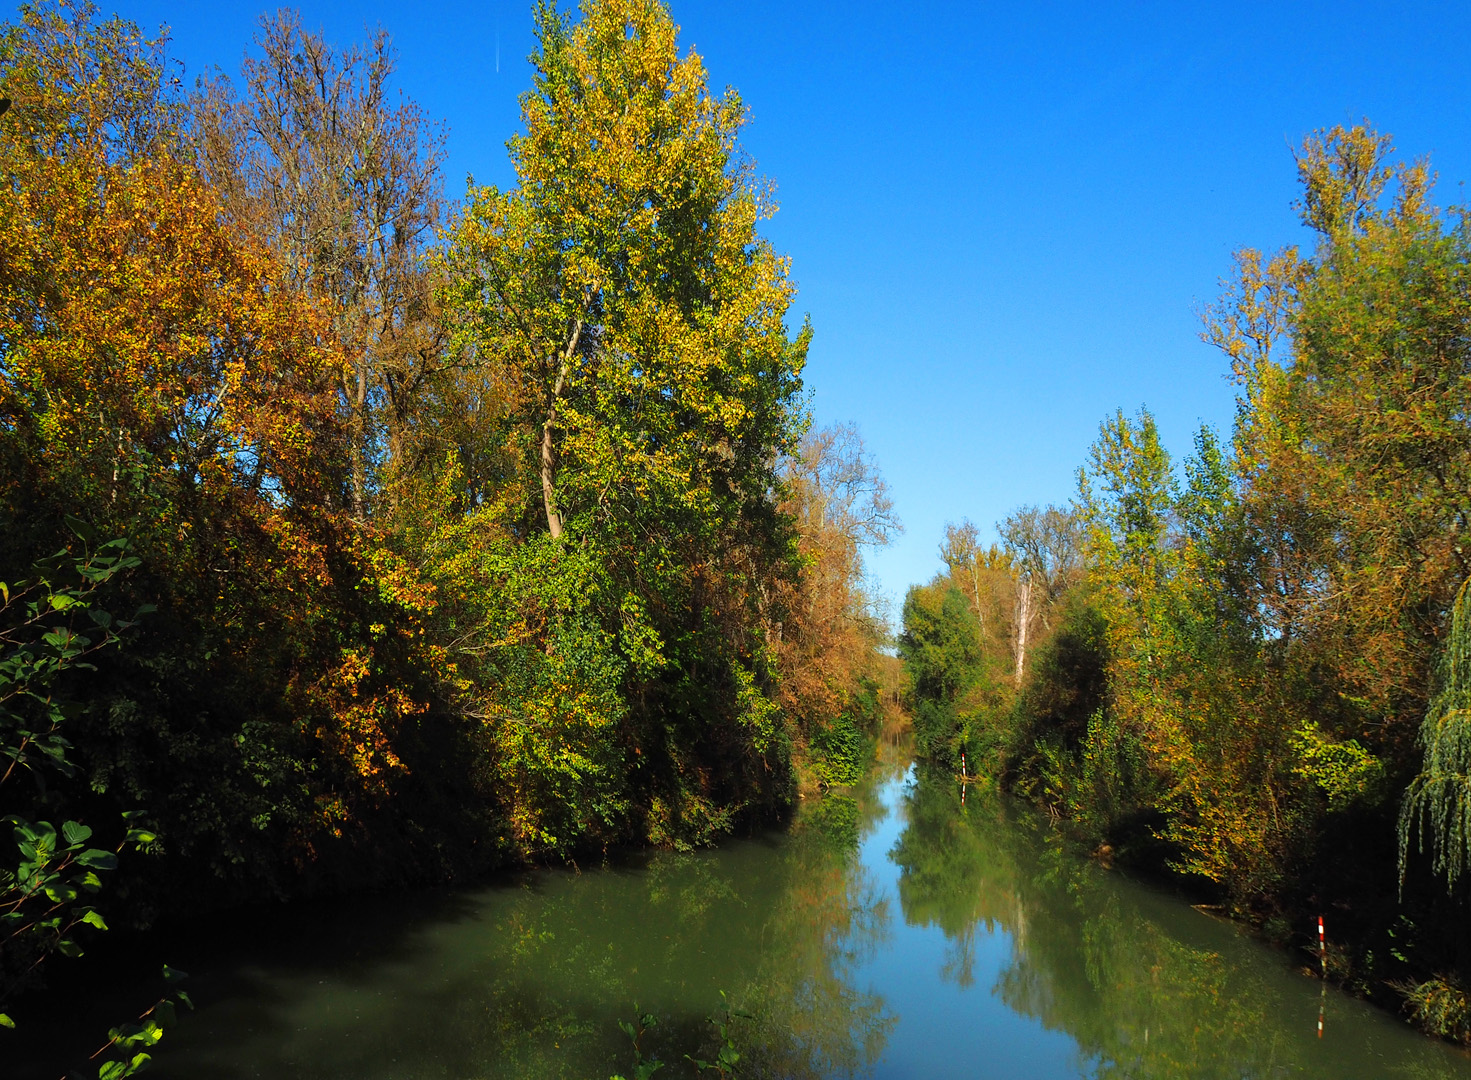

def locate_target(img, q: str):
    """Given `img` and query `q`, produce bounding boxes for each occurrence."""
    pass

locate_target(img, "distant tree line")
[0,0,897,1046]
[901,124,1471,1041]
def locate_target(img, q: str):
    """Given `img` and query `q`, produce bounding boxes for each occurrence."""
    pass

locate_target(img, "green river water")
[24,752,1471,1078]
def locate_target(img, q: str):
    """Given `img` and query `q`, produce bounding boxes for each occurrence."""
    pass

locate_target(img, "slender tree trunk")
[341,359,370,520]
[1014,573,1032,688]
[349,356,369,520]
[111,426,122,503]
[540,410,563,539]
[541,319,583,539]
[971,561,984,631]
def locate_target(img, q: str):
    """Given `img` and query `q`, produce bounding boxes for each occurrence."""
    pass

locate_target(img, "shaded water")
[30,754,1471,1078]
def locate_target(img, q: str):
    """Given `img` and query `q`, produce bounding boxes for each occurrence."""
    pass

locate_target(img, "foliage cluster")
[901,122,1471,1030]
[0,0,894,1056]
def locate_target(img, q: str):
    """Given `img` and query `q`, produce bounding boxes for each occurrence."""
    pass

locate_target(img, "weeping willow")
[1400,579,1471,891]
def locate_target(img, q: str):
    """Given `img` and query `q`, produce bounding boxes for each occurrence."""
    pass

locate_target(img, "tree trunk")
[1014,573,1032,688]
[346,357,369,520]
[971,562,984,631]
[541,319,583,539]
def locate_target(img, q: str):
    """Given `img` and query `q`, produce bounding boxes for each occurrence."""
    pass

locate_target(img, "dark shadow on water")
[13,769,896,1080]
[10,875,496,1079]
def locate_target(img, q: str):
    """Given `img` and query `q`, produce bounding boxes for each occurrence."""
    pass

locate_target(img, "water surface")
[54,756,1471,1078]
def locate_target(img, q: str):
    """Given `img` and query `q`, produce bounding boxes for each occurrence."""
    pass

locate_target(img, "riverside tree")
[904,122,1471,1032]
[428,0,813,850]
[0,2,898,1060]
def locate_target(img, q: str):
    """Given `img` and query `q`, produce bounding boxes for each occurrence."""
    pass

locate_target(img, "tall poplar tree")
[448,0,805,542]
[438,0,810,850]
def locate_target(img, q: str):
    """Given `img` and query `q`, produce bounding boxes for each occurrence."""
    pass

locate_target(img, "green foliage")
[0,539,145,1009]
[86,965,193,1080]
[1005,587,1108,780]
[1291,722,1385,807]
[1399,975,1471,1045]
[1076,708,1153,836]
[899,584,988,768]
[890,120,1471,1036]
[433,0,818,858]
[1401,579,1471,891]
[611,1007,663,1080]
[0,3,895,1062]
[0,536,145,787]
[809,708,869,788]
[686,992,749,1078]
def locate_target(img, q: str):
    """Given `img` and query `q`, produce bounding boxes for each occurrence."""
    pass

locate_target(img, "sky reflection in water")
[126,753,1471,1079]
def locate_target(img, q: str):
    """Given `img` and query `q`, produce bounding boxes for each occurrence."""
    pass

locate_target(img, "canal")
[25,752,1471,1078]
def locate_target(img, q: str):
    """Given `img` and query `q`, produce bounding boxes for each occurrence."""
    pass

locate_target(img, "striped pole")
[1318,916,1326,977]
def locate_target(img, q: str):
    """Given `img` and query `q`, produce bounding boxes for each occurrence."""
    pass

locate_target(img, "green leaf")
[0,1012,13,1028]
[23,820,57,847]
[98,1061,127,1080]
[41,628,77,649]
[161,965,189,983]
[62,820,93,845]
[64,515,98,543]
[82,910,109,930]
[123,1020,163,1048]
[75,848,118,871]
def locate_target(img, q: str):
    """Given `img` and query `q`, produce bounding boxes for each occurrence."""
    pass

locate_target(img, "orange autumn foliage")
[0,4,431,847]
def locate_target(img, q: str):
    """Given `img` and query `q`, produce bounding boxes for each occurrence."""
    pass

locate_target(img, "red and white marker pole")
[1316,916,1328,1038]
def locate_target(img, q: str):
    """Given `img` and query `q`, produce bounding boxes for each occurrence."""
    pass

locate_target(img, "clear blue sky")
[59,0,1471,615]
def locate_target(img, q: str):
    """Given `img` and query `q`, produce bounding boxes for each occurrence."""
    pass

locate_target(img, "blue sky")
[71,0,1471,614]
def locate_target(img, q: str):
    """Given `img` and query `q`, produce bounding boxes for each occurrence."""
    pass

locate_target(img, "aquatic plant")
[1398,975,1471,1045]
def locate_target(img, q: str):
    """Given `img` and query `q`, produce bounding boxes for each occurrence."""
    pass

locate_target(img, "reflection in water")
[888,767,1471,1080]
[131,765,899,1080]
[26,755,1471,1079]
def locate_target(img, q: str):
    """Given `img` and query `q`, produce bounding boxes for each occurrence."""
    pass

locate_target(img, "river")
[23,751,1471,1078]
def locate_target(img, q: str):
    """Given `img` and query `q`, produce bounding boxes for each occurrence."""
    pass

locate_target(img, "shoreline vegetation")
[899,124,1471,1045]
[4,0,1471,1069]
[0,0,899,1071]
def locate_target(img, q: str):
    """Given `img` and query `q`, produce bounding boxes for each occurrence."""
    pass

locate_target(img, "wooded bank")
[902,125,1471,1043]
[0,0,899,1054]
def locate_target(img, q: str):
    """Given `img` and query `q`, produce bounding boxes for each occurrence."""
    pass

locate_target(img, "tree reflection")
[145,775,895,1080]
[889,767,1471,1080]
[728,787,895,1079]
[400,782,897,1080]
